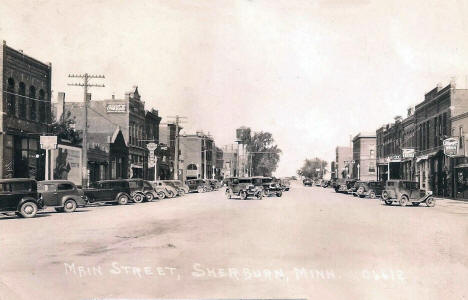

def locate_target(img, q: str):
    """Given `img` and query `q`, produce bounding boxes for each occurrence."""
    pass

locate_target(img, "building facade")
[376,117,403,181]
[352,132,377,181]
[221,144,238,178]
[179,132,215,181]
[335,146,352,179]
[0,41,51,180]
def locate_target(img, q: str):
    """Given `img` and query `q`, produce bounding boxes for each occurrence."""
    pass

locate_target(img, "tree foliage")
[245,131,282,176]
[49,111,82,146]
[297,158,328,179]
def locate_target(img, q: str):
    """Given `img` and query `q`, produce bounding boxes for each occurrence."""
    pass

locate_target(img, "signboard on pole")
[402,148,415,159]
[443,138,459,157]
[147,143,157,168]
[40,136,58,150]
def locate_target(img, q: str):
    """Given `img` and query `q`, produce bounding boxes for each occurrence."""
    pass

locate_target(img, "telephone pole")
[167,115,187,180]
[68,73,105,187]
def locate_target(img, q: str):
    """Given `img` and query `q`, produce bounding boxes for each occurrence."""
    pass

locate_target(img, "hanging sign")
[443,138,458,157]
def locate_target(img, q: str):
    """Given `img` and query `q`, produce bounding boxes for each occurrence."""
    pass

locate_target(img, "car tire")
[146,192,154,202]
[399,195,408,207]
[133,193,144,203]
[158,192,166,199]
[240,191,247,200]
[117,194,129,205]
[19,202,38,218]
[381,191,389,200]
[276,191,282,197]
[426,197,435,207]
[384,200,392,205]
[369,191,376,199]
[167,191,176,198]
[197,187,204,193]
[63,199,77,213]
[255,192,263,200]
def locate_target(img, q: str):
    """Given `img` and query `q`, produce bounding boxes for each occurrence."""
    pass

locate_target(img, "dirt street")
[1,182,467,300]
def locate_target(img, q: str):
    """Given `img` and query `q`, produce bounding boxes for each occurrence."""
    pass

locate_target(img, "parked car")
[38,180,86,213]
[83,180,132,205]
[381,180,435,207]
[303,178,313,186]
[164,180,189,194]
[186,179,211,193]
[321,180,331,188]
[126,179,156,202]
[335,179,357,193]
[207,179,222,190]
[356,181,384,199]
[279,178,290,191]
[153,181,178,198]
[348,181,365,196]
[225,177,263,200]
[314,179,322,186]
[0,179,44,218]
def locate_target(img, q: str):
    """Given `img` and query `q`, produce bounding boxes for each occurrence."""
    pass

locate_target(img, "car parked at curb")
[186,179,211,193]
[164,180,189,195]
[225,177,263,200]
[356,181,385,199]
[381,180,435,207]
[335,179,357,193]
[303,178,313,186]
[126,179,155,203]
[38,180,86,213]
[280,178,291,191]
[153,181,178,198]
[0,179,44,218]
[349,181,365,196]
[83,180,132,205]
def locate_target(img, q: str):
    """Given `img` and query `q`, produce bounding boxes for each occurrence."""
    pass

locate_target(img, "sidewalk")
[434,197,468,210]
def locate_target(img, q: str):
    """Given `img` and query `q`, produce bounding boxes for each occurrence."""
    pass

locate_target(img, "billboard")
[106,103,127,113]
[51,144,82,185]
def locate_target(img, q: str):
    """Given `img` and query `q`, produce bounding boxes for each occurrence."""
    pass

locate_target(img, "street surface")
[1,181,467,300]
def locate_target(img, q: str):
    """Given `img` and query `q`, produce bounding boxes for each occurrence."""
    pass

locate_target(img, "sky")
[2,0,468,176]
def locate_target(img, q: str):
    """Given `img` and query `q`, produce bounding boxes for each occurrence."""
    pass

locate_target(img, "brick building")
[221,144,238,178]
[0,41,51,180]
[376,116,403,181]
[352,132,377,181]
[179,132,215,181]
[452,104,468,200]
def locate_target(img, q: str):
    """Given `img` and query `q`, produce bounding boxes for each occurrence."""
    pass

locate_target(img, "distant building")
[215,147,224,180]
[376,116,403,181]
[179,132,215,181]
[0,41,52,180]
[222,144,238,178]
[352,132,377,181]
[335,146,352,178]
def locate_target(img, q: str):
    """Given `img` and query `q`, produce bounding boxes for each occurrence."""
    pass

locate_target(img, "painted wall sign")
[106,104,127,113]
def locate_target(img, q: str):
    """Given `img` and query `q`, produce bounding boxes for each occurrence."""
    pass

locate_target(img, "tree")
[246,131,282,176]
[297,158,328,179]
[49,110,82,146]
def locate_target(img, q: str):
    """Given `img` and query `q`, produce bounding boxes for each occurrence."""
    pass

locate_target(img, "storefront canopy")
[455,163,468,168]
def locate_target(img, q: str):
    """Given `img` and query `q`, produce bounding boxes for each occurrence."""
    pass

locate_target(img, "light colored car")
[152,181,178,198]
[163,180,189,195]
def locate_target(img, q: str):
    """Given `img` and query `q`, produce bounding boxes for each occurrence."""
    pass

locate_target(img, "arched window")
[29,86,36,121]
[7,78,15,116]
[187,164,197,170]
[18,82,26,119]
[39,89,45,123]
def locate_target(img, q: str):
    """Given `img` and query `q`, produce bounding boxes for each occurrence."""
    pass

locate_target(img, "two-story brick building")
[0,41,51,180]
[335,146,352,179]
[352,132,377,181]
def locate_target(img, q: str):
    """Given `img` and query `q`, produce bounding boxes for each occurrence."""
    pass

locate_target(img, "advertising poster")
[50,144,82,185]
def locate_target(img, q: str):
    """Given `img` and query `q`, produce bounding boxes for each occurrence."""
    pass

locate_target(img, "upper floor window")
[18,82,26,119]
[39,89,46,123]
[460,126,464,149]
[29,86,36,121]
[7,78,16,116]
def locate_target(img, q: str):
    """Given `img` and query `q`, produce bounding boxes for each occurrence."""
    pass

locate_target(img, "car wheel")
[412,202,420,206]
[133,193,144,203]
[334,188,339,193]
[381,191,389,200]
[426,197,435,207]
[19,202,38,218]
[276,191,282,197]
[399,195,408,207]
[158,192,166,199]
[146,192,154,202]
[197,187,204,193]
[168,191,176,198]
[255,191,263,200]
[369,191,376,199]
[179,190,185,196]
[117,194,129,205]
[63,199,77,213]
[384,200,392,205]
[240,191,247,200]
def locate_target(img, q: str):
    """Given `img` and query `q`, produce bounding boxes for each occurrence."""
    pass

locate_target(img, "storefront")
[454,158,468,200]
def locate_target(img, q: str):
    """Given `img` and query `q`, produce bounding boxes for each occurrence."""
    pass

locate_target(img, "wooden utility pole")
[68,73,105,187]
[166,115,187,180]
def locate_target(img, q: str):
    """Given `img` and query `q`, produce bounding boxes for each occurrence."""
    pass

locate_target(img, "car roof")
[0,178,36,183]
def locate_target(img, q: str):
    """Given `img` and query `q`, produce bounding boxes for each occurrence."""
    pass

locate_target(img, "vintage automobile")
[279,178,291,191]
[225,177,263,200]
[303,178,313,186]
[125,179,156,202]
[153,181,178,198]
[0,178,44,218]
[349,181,366,196]
[207,179,222,191]
[162,180,185,196]
[83,180,132,205]
[321,180,331,188]
[314,179,323,186]
[381,180,435,207]
[356,181,385,199]
[186,179,211,193]
[335,179,357,193]
[164,180,189,194]
[38,180,86,213]
[250,177,278,196]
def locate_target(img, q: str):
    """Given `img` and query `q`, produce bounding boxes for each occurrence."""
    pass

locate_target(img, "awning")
[455,163,468,168]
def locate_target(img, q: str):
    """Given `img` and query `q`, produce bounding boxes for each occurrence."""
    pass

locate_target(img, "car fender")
[17,197,40,210]
[60,195,85,207]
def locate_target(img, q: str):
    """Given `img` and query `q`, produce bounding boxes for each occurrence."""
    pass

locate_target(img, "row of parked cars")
[0,177,223,219]
[303,178,332,188]
[224,176,290,200]
[333,178,436,207]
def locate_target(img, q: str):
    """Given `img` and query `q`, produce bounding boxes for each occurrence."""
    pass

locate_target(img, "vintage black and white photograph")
[0,1,467,299]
